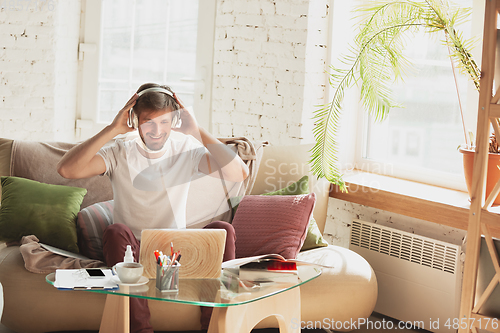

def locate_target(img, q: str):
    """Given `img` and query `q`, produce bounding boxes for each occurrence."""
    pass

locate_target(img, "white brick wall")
[212,0,330,146]
[301,0,329,144]
[0,0,80,141]
[53,0,80,141]
[0,0,329,145]
[324,198,467,248]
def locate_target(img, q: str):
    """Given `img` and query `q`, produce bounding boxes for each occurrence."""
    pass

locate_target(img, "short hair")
[134,83,180,116]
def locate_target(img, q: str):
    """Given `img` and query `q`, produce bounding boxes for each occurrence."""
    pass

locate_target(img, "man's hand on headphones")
[172,93,199,136]
[110,93,138,135]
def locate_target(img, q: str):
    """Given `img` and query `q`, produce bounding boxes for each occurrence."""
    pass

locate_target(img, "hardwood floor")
[0,279,426,333]
[352,313,429,333]
[0,313,429,333]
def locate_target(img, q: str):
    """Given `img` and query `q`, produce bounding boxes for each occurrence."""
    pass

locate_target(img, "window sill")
[329,170,500,238]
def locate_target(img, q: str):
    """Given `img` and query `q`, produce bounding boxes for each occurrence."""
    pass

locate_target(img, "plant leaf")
[310,0,479,191]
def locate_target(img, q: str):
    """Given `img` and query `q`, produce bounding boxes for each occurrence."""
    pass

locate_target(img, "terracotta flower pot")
[460,148,500,206]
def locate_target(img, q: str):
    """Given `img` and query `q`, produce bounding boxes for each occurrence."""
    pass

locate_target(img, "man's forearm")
[196,127,249,182]
[58,93,137,179]
[57,125,119,178]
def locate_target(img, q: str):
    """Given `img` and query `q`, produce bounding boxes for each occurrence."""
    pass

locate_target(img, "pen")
[165,251,179,272]
[170,242,174,258]
[154,250,161,266]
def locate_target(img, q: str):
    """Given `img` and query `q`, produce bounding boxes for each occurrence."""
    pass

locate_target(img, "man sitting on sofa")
[57,83,249,333]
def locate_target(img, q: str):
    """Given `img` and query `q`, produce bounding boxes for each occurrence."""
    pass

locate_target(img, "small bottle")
[124,245,134,263]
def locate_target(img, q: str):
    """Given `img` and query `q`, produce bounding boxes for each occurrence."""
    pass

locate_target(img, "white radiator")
[349,219,462,333]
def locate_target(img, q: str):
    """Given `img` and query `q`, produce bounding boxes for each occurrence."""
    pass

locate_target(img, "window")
[78,0,215,139]
[330,0,483,191]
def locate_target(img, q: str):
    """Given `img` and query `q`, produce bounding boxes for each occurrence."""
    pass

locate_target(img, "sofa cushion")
[76,200,114,261]
[301,219,329,251]
[261,176,328,251]
[232,193,316,259]
[10,140,113,209]
[233,176,328,251]
[261,175,310,196]
[0,176,86,253]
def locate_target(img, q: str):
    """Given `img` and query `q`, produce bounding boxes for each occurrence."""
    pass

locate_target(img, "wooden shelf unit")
[459,2,500,333]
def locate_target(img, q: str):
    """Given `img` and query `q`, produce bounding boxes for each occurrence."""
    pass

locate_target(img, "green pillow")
[0,176,87,253]
[300,215,329,251]
[232,175,329,251]
[261,175,310,196]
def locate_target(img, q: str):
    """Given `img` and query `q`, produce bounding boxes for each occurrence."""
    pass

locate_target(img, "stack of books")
[222,254,299,284]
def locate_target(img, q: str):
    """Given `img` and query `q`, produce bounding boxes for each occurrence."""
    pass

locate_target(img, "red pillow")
[232,193,316,259]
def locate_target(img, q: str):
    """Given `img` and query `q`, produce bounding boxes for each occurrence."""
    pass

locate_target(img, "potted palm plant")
[460,138,500,205]
[310,0,487,197]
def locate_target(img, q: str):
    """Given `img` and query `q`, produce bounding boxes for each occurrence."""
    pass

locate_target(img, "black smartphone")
[86,268,106,278]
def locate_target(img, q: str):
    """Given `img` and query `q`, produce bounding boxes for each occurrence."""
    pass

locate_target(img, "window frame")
[76,0,216,140]
[329,0,485,192]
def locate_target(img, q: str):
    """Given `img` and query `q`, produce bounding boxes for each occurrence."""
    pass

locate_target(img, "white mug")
[112,262,144,283]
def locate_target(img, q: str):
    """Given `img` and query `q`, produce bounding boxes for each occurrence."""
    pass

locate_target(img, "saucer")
[112,275,149,286]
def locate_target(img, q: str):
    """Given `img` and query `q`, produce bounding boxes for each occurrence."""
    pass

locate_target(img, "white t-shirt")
[98,134,207,239]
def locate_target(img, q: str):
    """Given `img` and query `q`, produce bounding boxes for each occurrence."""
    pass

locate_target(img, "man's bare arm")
[196,127,249,182]
[170,94,249,182]
[57,94,138,179]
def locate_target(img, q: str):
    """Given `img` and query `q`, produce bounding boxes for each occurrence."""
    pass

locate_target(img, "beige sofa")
[0,138,377,332]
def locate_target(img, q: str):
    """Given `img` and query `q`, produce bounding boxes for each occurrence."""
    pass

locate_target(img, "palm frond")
[357,8,423,120]
[444,28,481,90]
[310,0,479,191]
[310,66,353,192]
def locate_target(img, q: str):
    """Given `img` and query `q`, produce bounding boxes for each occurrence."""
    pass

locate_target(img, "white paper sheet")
[54,269,118,290]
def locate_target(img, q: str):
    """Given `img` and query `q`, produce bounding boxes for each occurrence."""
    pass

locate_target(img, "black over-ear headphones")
[128,87,181,129]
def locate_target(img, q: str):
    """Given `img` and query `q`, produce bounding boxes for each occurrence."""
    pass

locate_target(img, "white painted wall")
[1,0,328,146]
[324,198,467,249]
[211,0,329,145]
[0,0,80,142]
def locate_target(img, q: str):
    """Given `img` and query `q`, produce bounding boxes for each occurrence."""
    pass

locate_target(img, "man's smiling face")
[138,108,174,151]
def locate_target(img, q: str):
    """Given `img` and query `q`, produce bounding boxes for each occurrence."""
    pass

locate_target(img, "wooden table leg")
[208,287,301,333]
[99,286,130,333]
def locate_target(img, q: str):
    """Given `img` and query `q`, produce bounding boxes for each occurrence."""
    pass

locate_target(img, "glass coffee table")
[47,266,321,333]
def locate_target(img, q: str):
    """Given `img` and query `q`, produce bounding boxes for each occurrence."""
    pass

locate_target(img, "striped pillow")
[76,200,114,261]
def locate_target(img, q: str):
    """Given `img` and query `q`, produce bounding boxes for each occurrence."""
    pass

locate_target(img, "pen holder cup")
[156,262,181,293]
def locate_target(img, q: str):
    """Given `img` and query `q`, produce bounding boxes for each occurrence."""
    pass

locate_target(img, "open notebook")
[139,229,227,279]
